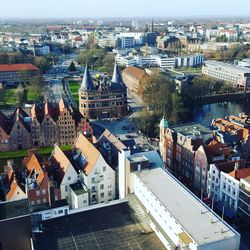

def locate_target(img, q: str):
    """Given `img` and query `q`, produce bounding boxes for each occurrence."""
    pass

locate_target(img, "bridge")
[193,90,250,105]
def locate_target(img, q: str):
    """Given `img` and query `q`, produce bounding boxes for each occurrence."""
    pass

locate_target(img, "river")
[194,99,250,127]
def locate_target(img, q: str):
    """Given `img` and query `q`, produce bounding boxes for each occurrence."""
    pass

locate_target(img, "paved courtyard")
[32,202,165,250]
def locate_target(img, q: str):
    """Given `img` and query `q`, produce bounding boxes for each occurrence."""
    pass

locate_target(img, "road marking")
[71,231,78,250]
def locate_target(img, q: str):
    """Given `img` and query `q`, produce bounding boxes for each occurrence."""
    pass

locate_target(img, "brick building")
[0,108,32,151]
[0,63,40,87]
[122,66,149,96]
[160,114,250,194]
[0,98,93,151]
[79,64,127,119]
[159,118,213,187]
[25,153,61,208]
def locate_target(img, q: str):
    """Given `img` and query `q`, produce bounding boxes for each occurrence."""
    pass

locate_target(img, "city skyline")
[1,0,250,18]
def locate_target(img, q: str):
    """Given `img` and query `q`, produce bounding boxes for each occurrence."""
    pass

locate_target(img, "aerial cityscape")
[1,1,250,250]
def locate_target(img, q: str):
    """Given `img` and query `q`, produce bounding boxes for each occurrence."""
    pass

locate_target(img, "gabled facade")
[0,162,26,202]
[49,144,78,206]
[0,99,93,151]
[74,133,116,205]
[0,111,11,151]
[25,153,60,207]
[9,108,32,150]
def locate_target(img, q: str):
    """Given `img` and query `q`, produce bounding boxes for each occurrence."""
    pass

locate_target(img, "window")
[68,176,71,181]
[100,184,104,190]
[92,186,96,192]
[100,192,104,198]
[37,199,41,204]
[108,191,112,196]
[43,198,47,203]
[36,190,40,196]
[42,189,46,195]
[92,194,96,200]
[31,201,35,205]
[83,200,87,204]
[103,166,106,172]
[58,210,64,214]
[91,177,95,183]
[65,186,68,192]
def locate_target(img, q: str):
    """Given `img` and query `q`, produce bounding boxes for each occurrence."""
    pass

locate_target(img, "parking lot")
[32,202,165,250]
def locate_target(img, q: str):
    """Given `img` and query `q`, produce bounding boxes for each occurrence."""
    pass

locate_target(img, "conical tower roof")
[159,116,169,128]
[111,63,126,90]
[80,66,95,92]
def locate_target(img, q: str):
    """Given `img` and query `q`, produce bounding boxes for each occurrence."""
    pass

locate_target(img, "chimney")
[48,181,55,208]
[234,162,239,171]
[137,164,141,172]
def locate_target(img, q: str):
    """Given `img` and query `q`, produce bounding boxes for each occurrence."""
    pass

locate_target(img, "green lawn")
[27,89,39,102]
[68,80,80,104]
[0,145,72,159]
[175,67,202,73]
[0,88,18,105]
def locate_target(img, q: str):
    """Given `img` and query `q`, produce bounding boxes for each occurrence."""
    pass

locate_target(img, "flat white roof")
[205,60,250,74]
[135,168,239,245]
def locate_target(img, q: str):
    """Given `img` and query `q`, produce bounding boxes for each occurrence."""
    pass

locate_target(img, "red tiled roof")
[229,168,250,181]
[26,153,45,187]
[0,63,39,72]
[122,66,148,82]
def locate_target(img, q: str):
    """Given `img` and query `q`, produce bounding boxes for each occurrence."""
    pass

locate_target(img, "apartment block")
[238,176,250,226]
[202,60,250,89]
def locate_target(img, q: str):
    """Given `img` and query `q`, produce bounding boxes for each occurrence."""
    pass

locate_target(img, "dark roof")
[10,107,31,132]
[70,182,87,196]
[0,199,30,221]
[111,63,126,90]
[0,110,10,134]
[121,139,136,148]
[80,66,95,91]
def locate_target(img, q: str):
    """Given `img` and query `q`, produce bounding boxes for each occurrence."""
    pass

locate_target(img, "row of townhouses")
[159,113,250,225]
[0,98,93,151]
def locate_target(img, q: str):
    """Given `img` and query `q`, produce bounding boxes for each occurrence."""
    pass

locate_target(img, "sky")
[1,0,250,18]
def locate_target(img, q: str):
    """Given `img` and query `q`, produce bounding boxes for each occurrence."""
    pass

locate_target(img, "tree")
[141,70,175,116]
[102,54,115,75]
[132,110,161,138]
[171,93,187,124]
[29,76,44,98]
[33,56,50,73]
[216,35,228,43]
[68,61,77,72]
[87,33,98,50]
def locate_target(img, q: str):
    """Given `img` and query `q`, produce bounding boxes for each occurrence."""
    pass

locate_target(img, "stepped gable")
[10,107,31,132]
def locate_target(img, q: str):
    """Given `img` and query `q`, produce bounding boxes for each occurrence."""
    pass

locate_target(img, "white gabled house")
[49,144,79,207]
[74,133,116,205]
